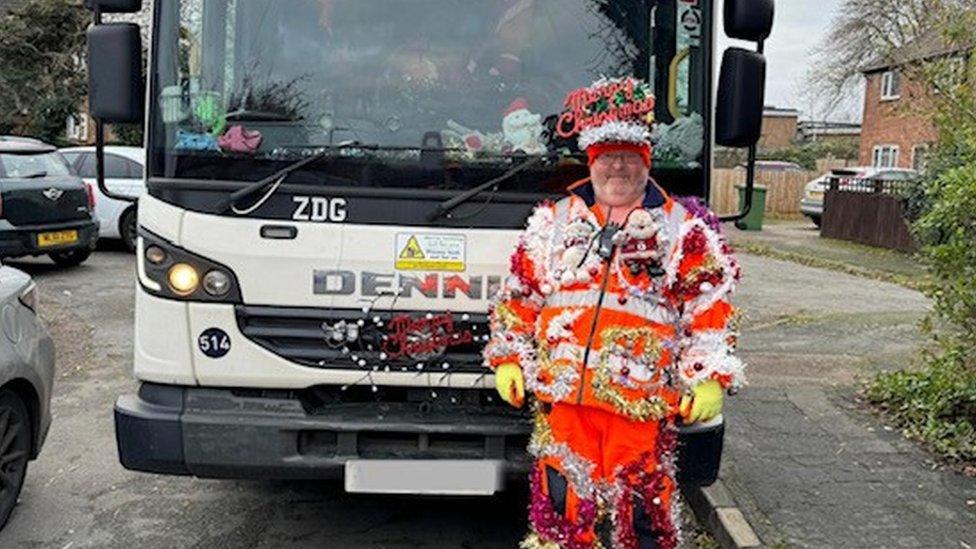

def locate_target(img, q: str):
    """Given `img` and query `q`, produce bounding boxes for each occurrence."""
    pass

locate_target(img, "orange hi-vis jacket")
[484,182,744,421]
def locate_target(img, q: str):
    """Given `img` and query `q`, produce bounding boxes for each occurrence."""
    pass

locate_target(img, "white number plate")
[344,460,503,495]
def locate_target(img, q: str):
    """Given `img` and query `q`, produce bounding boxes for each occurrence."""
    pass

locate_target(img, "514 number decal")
[198,328,231,358]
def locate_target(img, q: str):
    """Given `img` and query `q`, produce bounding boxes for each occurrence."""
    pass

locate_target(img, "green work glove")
[680,380,724,423]
[494,363,525,408]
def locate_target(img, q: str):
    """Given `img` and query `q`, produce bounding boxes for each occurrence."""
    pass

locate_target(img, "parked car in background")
[800,173,830,227]
[738,160,805,172]
[60,146,144,253]
[0,137,99,267]
[0,264,55,529]
[800,166,919,227]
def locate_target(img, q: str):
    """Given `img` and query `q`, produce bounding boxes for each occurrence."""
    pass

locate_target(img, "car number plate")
[344,459,502,495]
[37,230,79,248]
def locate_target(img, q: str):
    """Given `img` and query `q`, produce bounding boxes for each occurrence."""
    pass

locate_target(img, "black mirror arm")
[92,6,138,205]
[719,143,756,226]
[719,39,764,227]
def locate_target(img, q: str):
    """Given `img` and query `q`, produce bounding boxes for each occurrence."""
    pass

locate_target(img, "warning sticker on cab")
[395,233,466,272]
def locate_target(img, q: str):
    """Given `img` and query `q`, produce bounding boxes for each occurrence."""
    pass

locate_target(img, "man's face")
[590,151,650,208]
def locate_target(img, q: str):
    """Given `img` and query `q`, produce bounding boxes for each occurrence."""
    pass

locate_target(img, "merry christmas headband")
[555,76,656,150]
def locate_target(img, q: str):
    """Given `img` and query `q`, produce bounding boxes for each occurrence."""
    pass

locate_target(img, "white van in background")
[60,146,145,252]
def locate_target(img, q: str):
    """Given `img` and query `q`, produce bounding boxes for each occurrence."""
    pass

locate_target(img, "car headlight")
[18,282,38,314]
[138,230,242,303]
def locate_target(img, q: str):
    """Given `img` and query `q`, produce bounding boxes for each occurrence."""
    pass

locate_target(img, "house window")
[873,145,899,168]
[912,144,930,172]
[881,70,900,100]
[65,114,88,142]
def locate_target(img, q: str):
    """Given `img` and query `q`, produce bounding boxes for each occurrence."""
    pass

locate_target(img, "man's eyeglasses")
[593,152,644,166]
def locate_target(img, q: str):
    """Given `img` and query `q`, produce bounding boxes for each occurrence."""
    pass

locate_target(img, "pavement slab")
[722,254,975,549]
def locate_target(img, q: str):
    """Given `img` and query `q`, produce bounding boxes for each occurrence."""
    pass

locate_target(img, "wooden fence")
[710,168,814,217]
[821,178,917,252]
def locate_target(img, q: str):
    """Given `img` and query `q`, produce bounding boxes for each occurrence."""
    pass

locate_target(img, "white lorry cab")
[86,0,773,494]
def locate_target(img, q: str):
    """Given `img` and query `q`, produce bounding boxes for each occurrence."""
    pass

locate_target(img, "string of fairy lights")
[321,289,494,404]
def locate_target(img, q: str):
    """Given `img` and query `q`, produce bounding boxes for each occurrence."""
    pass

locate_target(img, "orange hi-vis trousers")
[523,402,680,549]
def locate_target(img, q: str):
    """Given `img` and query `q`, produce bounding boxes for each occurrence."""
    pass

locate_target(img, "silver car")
[0,265,55,529]
[801,167,919,227]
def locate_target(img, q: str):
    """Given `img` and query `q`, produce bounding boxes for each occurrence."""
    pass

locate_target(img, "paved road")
[0,247,526,548]
[2,245,969,548]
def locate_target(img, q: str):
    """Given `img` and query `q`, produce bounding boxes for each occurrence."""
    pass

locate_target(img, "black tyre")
[48,248,92,268]
[0,390,31,530]
[812,215,822,228]
[120,207,138,254]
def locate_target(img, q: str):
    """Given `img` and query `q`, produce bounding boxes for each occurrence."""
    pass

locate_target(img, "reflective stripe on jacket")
[483,181,744,420]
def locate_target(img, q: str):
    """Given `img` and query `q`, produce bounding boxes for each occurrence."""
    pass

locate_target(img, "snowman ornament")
[501,98,546,155]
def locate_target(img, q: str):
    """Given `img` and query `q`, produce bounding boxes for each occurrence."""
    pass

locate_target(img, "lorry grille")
[235,305,492,374]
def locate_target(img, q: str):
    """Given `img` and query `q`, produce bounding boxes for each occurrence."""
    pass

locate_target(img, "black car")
[0,137,99,267]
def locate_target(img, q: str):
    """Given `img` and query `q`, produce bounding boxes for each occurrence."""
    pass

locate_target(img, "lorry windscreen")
[149,0,710,199]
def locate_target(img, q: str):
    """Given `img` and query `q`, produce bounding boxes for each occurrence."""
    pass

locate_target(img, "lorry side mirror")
[724,0,774,42]
[87,23,143,123]
[83,0,142,12]
[715,48,766,148]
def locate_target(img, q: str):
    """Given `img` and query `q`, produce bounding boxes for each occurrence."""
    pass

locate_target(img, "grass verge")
[865,342,976,471]
[734,241,930,292]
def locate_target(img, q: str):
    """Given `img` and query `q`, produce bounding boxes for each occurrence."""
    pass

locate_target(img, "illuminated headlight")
[138,230,242,303]
[168,264,200,296]
[203,270,231,296]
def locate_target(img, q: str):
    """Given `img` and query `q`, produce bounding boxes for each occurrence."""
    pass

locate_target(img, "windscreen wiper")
[23,172,48,179]
[218,143,365,214]
[220,142,480,214]
[426,154,549,222]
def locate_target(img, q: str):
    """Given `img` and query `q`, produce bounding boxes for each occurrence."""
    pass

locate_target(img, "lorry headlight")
[138,229,243,303]
[203,270,231,296]
[168,264,200,296]
[145,245,167,265]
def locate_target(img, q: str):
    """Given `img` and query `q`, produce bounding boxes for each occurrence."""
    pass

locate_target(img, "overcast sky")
[716,0,857,121]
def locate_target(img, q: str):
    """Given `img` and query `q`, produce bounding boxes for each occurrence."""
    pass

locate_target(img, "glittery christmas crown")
[555,76,656,150]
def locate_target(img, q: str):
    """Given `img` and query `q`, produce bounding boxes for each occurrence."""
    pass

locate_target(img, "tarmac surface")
[0,232,971,548]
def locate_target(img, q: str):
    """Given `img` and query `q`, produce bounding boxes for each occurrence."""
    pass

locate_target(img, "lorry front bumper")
[115,382,533,482]
[115,382,725,488]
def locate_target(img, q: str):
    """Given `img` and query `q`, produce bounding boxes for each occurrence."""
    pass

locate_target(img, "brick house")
[759,106,799,150]
[859,33,971,171]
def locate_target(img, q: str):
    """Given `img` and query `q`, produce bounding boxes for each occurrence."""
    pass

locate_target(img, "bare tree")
[804,0,943,116]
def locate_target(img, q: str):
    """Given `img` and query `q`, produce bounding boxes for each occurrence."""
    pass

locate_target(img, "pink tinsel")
[527,466,599,549]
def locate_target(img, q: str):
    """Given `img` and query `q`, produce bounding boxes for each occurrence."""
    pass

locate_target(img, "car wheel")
[812,216,822,228]
[48,248,92,268]
[120,208,138,254]
[0,390,31,530]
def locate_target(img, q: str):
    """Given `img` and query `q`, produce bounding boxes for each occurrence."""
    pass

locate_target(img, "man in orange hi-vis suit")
[484,77,744,549]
